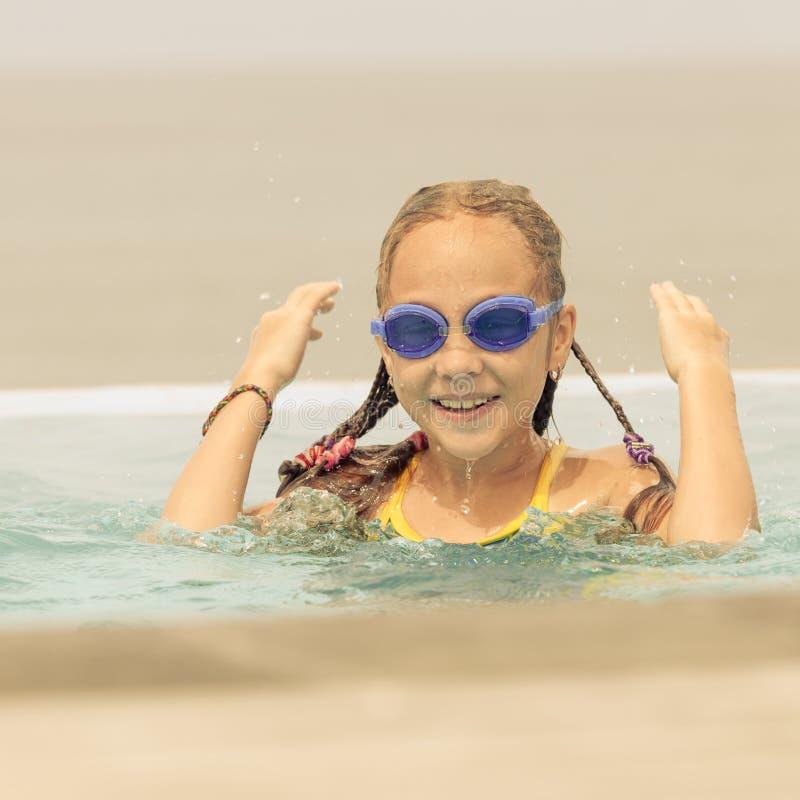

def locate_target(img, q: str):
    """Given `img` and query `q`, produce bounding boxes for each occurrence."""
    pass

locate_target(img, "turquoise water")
[1,375,798,626]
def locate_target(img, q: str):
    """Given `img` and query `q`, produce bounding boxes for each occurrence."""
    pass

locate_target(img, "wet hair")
[277,180,675,533]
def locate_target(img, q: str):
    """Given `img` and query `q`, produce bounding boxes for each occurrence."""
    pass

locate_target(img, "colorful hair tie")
[408,430,429,452]
[202,384,272,439]
[294,435,357,472]
[623,432,655,465]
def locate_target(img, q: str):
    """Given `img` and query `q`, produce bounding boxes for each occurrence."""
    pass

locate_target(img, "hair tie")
[408,430,429,452]
[322,436,356,470]
[294,435,356,472]
[623,432,655,465]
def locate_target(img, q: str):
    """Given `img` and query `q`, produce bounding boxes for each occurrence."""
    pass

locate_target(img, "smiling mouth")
[431,396,499,411]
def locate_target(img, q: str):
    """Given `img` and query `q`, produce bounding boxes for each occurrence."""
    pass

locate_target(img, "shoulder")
[554,443,666,509]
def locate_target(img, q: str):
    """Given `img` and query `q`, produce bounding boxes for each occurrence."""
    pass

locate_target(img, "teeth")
[437,398,491,410]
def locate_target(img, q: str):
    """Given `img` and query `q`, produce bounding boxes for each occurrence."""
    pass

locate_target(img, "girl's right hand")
[232,281,341,393]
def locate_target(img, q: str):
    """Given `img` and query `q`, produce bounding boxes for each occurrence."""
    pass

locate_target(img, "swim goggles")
[371,295,563,358]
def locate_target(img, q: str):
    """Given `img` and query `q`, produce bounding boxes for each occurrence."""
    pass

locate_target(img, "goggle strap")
[528,298,564,329]
[370,319,386,339]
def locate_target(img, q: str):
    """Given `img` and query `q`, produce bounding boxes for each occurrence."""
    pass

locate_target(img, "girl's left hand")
[650,281,730,383]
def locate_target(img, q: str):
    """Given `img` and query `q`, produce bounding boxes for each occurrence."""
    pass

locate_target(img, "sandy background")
[3,64,800,390]
[2,591,799,797]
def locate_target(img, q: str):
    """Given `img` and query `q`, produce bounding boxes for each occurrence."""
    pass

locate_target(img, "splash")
[157,488,378,556]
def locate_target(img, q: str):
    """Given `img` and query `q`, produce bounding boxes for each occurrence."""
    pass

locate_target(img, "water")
[1,374,798,626]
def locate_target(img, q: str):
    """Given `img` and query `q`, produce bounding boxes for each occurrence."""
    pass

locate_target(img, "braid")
[532,375,557,435]
[276,361,418,515]
[571,341,635,433]
[569,339,676,533]
[329,360,398,441]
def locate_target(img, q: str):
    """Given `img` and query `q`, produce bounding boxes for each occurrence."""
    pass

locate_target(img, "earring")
[548,365,563,382]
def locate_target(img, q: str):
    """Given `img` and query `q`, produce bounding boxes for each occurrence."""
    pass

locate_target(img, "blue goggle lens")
[385,312,441,354]
[469,307,529,347]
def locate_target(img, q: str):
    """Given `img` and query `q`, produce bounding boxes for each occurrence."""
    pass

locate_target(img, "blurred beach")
[2,63,799,389]
[2,592,800,797]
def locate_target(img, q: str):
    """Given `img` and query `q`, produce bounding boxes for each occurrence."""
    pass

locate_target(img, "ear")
[548,303,576,372]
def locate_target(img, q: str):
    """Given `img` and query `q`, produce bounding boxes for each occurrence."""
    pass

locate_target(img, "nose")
[431,330,485,383]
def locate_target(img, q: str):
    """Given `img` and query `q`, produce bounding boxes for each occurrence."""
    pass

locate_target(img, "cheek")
[387,360,434,423]
[500,346,541,384]
[388,358,425,398]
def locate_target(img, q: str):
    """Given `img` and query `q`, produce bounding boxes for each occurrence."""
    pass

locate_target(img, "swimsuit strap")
[374,454,424,541]
[477,441,569,544]
[376,441,570,545]
[530,440,569,512]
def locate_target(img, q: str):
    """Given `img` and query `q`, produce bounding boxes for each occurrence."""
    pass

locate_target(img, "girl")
[162,180,758,545]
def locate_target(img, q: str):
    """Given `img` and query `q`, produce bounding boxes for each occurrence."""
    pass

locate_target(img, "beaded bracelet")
[202,384,273,439]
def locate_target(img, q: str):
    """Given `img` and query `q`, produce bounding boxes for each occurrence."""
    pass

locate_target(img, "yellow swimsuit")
[374,442,569,546]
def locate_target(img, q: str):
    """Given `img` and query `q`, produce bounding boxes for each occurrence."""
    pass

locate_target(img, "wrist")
[229,366,283,398]
[203,383,274,440]
[676,355,731,384]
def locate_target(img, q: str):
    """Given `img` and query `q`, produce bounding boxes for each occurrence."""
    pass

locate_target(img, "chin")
[424,428,504,463]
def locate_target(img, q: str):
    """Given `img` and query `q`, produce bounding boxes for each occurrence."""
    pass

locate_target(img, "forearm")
[667,361,759,544]
[161,374,279,532]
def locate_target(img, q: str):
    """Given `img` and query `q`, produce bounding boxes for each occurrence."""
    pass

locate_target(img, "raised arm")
[161,281,341,532]
[651,281,759,544]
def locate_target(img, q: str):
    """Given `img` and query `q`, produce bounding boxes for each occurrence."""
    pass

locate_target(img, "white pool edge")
[0,370,798,418]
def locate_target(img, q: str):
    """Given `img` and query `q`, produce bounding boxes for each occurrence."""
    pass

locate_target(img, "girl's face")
[378,213,575,465]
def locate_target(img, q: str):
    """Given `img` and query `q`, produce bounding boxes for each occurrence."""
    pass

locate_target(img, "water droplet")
[460,501,470,515]
[629,364,636,374]
[728,293,734,300]
[613,316,619,324]
[679,258,685,265]
[259,292,271,301]
[252,140,260,151]
[620,280,626,287]
[235,336,242,344]
[293,196,301,204]
[730,274,737,282]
